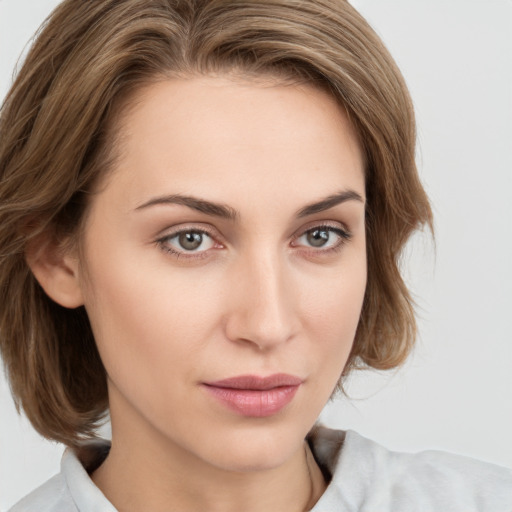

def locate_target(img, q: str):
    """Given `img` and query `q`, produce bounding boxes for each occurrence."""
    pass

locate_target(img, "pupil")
[179,232,203,250]
[308,229,329,247]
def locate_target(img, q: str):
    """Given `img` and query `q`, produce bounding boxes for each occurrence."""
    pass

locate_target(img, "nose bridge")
[224,243,296,350]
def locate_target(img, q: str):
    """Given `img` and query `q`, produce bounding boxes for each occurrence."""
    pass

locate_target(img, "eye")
[158,229,217,258]
[293,225,351,252]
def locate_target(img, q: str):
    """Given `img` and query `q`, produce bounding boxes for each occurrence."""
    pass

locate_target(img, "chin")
[208,446,295,473]
[193,419,310,473]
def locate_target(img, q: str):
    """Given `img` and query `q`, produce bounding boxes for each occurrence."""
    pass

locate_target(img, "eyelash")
[156,224,352,261]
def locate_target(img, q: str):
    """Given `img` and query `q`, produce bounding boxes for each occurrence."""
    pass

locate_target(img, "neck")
[92,395,326,512]
[93,434,325,512]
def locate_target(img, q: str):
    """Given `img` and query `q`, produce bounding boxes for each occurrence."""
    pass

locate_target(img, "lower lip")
[203,384,300,417]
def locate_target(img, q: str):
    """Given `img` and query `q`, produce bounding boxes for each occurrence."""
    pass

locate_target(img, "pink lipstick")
[203,374,302,417]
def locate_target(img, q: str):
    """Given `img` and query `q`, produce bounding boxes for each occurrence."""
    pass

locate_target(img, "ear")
[25,234,84,309]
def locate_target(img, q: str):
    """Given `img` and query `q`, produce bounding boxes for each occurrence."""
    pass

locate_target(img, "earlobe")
[25,236,84,309]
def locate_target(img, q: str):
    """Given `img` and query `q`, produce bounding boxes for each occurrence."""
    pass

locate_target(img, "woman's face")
[79,75,366,471]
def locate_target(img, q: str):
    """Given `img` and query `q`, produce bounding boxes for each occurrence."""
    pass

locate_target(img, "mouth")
[202,374,303,417]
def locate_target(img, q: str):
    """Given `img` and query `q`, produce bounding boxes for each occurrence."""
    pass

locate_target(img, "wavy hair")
[0,0,432,446]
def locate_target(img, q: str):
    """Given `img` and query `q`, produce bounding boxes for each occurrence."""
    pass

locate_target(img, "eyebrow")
[296,190,364,218]
[134,189,364,220]
[135,194,239,220]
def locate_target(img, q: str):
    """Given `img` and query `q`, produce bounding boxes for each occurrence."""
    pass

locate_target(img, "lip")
[203,374,303,417]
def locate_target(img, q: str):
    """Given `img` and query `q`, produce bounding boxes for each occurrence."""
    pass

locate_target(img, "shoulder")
[8,441,114,512]
[309,426,512,512]
[8,472,77,512]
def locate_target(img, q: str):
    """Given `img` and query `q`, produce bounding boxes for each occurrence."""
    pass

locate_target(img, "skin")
[35,75,367,511]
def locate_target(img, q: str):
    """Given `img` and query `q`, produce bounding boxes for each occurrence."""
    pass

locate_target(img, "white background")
[1,0,511,509]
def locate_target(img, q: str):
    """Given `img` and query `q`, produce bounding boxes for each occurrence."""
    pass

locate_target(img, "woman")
[0,0,510,510]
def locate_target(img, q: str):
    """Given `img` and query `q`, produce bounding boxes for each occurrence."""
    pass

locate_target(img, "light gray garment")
[9,428,512,511]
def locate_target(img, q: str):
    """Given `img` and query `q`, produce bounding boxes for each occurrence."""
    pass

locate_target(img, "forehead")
[98,75,365,214]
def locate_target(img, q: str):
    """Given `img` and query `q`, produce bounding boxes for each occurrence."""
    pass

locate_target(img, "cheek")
[80,247,223,389]
[298,257,367,376]
[300,245,367,328]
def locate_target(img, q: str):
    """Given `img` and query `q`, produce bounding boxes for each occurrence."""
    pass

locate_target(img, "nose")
[223,248,298,351]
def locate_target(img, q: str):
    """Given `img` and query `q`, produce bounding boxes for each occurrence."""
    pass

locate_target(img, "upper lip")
[204,374,303,390]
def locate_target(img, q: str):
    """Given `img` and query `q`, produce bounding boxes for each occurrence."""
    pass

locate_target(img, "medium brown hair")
[0,0,432,446]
